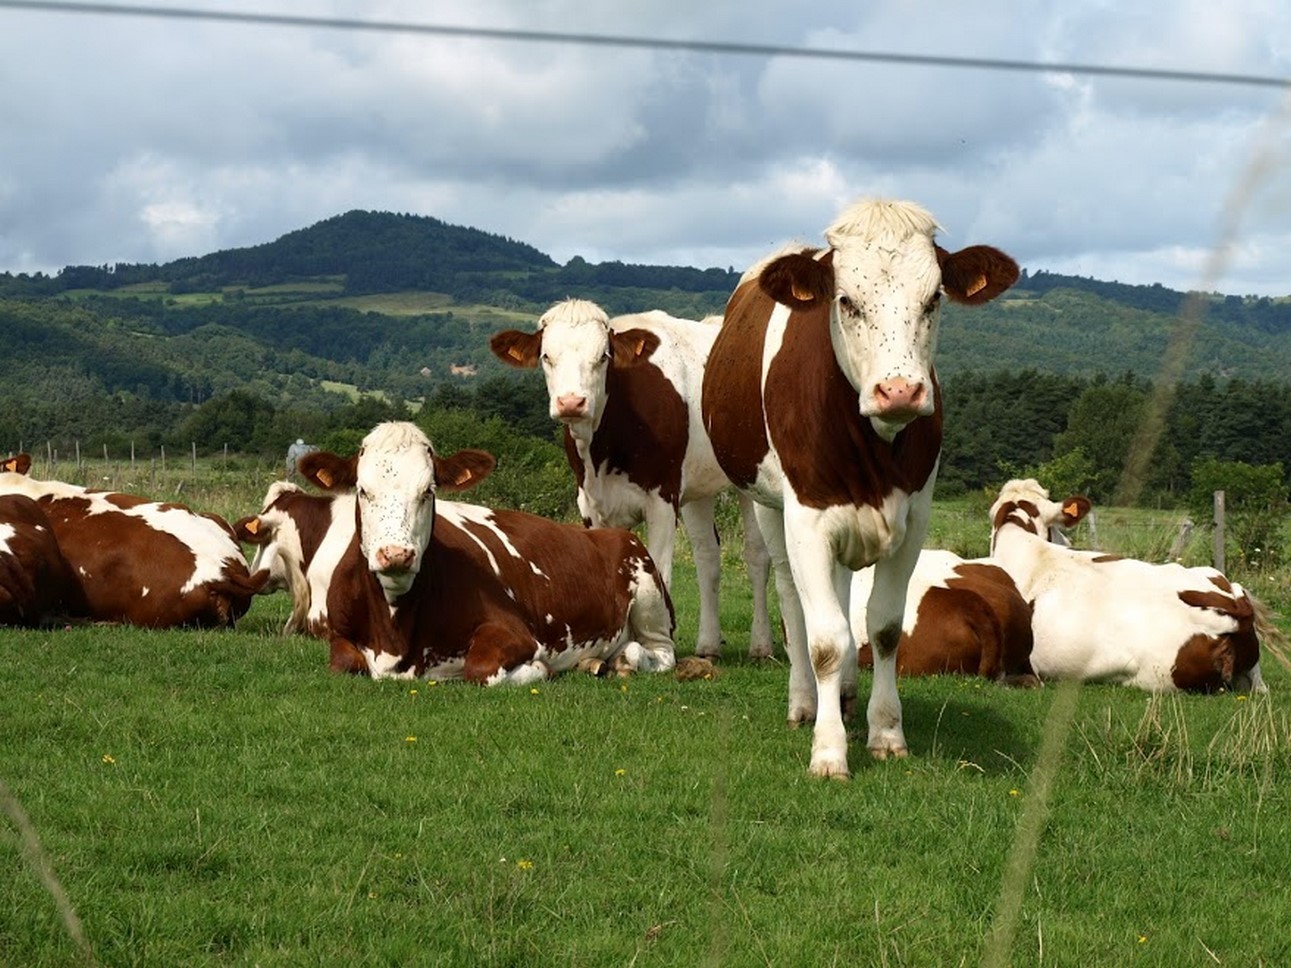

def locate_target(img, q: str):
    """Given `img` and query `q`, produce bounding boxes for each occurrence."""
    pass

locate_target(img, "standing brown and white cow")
[490,300,773,659]
[300,422,677,682]
[0,492,84,626]
[702,198,1019,777]
[0,453,265,628]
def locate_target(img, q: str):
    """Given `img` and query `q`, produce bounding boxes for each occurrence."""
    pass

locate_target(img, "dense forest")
[2,209,1290,514]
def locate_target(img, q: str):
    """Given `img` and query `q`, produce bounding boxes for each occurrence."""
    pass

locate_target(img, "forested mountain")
[2,209,1290,509]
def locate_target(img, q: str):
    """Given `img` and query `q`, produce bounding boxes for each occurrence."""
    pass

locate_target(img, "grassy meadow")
[2,461,1290,967]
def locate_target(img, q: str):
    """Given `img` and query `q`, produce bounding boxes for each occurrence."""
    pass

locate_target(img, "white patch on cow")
[0,522,14,553]
[363,648,418,680]
[803,488,917,572]
[484,659,551,687]
[423,656,467,681]
[545,614,554,624]
[850,548,962,639]
[140,587,149,597]
[436,501,545,580]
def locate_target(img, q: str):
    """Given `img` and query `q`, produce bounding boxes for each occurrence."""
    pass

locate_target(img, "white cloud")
[0,0,1288,295]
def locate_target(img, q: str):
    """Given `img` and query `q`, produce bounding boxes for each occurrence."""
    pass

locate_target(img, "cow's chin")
[867,413,911,443]
[375,568,418,602]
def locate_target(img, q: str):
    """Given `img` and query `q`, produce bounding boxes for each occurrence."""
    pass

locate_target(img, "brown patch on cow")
[675,655,720,681]
[575,355,689,507]
[993,500,1041,537]
[758,250,832,309]
[811,642,843,678]
[329,638,370,675]
[0,494,85,625]
[702,277,773,488]
[299,451,357,492]
[1207,573,1234,594]
[1172,633,1234,692]
[936,244,1020,305]
[1090,554,1125,563]
[761,294,942,510]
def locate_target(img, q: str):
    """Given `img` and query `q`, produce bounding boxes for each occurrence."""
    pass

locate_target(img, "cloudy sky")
[1,0,1289,295]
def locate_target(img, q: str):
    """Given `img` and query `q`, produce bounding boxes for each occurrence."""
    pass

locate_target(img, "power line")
[2,0,1288,92]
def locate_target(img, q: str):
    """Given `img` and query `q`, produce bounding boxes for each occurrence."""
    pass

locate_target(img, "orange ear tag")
[507,346,524,362]
[1063,502,1079,518]
[317,469,334,488]
[246,519,261,535]
[965,274,988,297]
[453,469,473,487]
[633,338,646,356]
[1,459,14,472]
[790,283,815,302]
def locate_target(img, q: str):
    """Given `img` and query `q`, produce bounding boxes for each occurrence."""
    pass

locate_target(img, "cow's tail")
[1251,593,1291,671]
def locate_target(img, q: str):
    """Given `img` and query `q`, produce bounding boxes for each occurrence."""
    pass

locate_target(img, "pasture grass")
[3,554,1290,968]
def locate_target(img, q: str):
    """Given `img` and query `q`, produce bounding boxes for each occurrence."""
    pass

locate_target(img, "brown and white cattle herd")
[2,197,1283,777]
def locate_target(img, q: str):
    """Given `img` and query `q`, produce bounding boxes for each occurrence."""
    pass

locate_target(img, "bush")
[1187,458,1290,569]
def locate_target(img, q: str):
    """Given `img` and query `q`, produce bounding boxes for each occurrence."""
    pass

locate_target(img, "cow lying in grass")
[0,492,85,626]
[989,478,1272,693]
[0,453,265,628]
[296,422,677,683]
[850,550,1038,685]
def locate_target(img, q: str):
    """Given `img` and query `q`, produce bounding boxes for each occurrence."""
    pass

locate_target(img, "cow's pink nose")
[375,545,416,571]
[872,379,927,417]
[555,394,588,418]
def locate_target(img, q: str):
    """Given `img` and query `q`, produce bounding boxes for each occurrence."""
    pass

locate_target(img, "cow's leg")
[621,560,678,674]
[463,624,548,686]
[863,498,931,758]
[780,508,853,778]
[680,496,723,658]
[738,492,774,659]
[641,500,678,590]
[754,503,814,726]
[833,562,858,721]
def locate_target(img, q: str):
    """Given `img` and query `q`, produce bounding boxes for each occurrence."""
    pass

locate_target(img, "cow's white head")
[756,198,1019,441]
[489,298,661,430]
[300,422,495,600]
[989,478,1092,555]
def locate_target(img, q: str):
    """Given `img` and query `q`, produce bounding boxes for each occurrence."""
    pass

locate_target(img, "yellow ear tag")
[453,469,473,487]
[966,274,988,297]
[790,283,815,302]
[1063,502,1079,518]
[1,459,14,472]
[246,519,260,535]
[634,338,646,356]
[317,469,334,488]
[507,346,524,362]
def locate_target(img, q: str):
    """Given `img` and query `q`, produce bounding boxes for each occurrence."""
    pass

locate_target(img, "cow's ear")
[608,328,660,367]
[299,452,357,492]
[233,515,272,546]
[937,244,1020,305]
[1059,495,1092,527]
[758,252,834,309]
[434,449,497,493]
[1,453,32,475]
[489,329,543,368]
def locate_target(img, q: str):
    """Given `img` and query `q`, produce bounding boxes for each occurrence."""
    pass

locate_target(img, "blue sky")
[1,0,1289,295]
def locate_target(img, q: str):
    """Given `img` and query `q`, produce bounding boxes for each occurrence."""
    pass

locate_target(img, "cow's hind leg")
[738,492,774,659]
[681,497,723,659]
[754,504,814,726]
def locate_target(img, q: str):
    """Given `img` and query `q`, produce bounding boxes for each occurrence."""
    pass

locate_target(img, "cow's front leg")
[864,523,927,758]
[738,492,775,659]
[463,624,548,686]
[328,637,370,675]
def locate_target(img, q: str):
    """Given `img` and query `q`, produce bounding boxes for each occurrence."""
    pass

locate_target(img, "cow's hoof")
[576,657,611,678]
[787,704,816,728]
[868,745,909,761]
[809,754,851,780]
[747,643,775,660]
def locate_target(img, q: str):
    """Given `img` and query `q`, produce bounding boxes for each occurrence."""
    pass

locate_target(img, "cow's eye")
[356,487,369,502]
[838,294,860,317]
[924,292,942,314]
[540,353,552,366]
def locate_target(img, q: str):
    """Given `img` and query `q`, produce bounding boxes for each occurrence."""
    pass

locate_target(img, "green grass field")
[3,528,1289,967]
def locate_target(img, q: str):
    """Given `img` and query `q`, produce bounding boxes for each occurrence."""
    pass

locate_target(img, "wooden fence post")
[1212,490,1226,572]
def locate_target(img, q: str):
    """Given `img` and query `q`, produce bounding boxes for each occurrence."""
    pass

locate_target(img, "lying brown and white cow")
[298,421,677,683]
[490,300,773,660]
[702,198,1019,776]
[0,453,265,628]
[989,478,1266,693]
[233,482,355,636]
[0,492,85,626]
[850,550,1038,684]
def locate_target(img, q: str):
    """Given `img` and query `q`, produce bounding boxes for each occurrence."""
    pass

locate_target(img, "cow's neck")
[990,525,1048,595]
